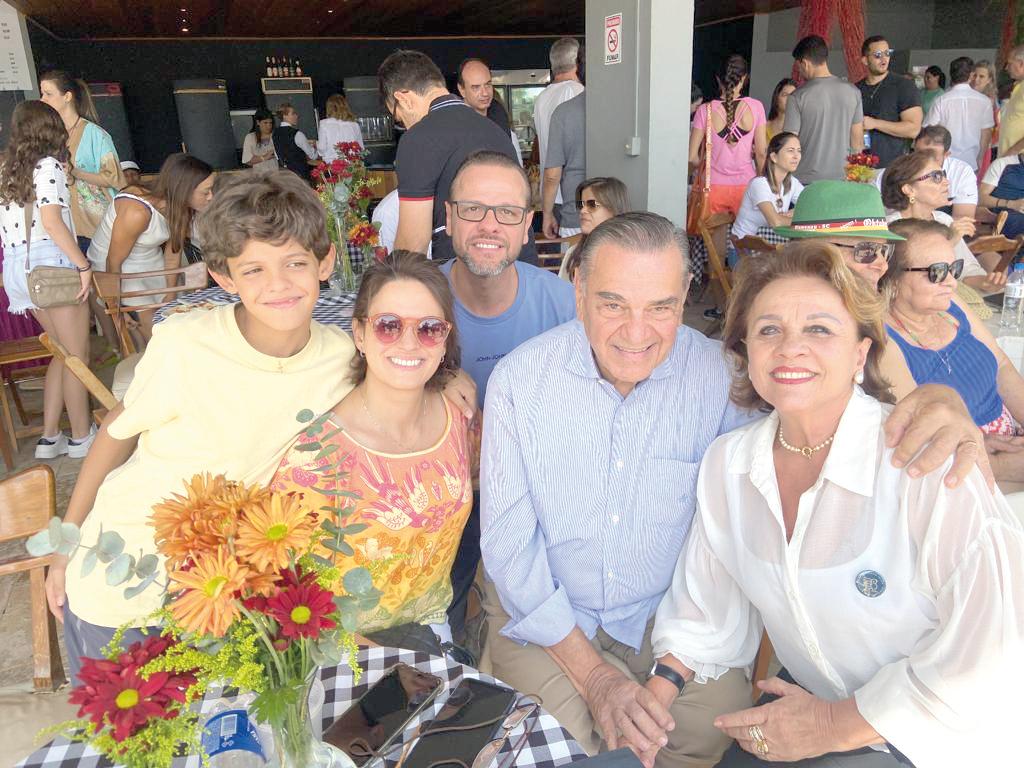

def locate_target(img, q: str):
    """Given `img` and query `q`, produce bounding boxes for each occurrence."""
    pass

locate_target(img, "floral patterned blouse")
[270,396,473,632]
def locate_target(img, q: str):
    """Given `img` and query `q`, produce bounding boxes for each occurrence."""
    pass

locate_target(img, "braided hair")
[717,55,749,143]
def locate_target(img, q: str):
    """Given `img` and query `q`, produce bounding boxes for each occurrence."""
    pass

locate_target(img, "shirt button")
[607,570,614,579]
[612,515,620,524]
[808,643,821,659]
[615,460,624,469]
[787,589,796,600]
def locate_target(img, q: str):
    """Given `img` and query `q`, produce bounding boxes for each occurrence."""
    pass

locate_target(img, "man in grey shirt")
[784,35,865,183]
[542,91,586,238]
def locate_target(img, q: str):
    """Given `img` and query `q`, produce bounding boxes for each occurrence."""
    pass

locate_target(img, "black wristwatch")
[649,662,686,693]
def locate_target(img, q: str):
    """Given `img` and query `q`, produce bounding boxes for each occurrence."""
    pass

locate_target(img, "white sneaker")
[67,425,97,459]
[35,432,68,459]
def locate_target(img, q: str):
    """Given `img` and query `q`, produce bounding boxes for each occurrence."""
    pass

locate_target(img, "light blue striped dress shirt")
[480,319,755,652]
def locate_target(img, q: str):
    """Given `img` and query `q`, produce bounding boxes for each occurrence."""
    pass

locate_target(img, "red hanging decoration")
[791,0,867,84]
[999,0,1018,69]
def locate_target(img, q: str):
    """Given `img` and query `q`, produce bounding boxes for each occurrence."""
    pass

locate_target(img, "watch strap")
[651,663,685,693]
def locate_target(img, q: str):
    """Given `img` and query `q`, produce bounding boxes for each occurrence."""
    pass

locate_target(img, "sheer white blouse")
[652,387,1024,766]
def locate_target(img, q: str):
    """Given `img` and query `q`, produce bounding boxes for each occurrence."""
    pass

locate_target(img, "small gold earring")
[908,195,916,205]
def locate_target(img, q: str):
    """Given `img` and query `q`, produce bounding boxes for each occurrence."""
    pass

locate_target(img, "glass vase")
[328,214,358,295]
[268,670,355,768]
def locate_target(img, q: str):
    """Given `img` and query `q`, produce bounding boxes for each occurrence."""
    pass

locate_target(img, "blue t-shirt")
[441,260,576,407]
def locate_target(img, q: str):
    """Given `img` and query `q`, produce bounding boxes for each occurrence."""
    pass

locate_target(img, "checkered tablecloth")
[15,647,587,768]
[154,286,357,332]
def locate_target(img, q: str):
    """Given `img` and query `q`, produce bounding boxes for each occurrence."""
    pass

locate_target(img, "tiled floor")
[0,299,722,767]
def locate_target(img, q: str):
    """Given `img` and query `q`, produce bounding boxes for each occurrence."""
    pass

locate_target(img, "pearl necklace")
[777,426,834,459]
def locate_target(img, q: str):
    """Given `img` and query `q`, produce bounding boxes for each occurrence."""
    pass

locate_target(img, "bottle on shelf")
[271,56,279,77]
[1001,263,1024,333]
[265,56,272,77]
[295,59,303,76]
[288,57,295,77]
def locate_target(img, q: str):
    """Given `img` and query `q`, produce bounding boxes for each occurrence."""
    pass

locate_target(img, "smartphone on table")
[403,678,519,768]
[323,663,443,765]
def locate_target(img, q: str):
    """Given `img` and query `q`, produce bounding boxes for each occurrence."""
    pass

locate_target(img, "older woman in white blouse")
[648,241,1023,767]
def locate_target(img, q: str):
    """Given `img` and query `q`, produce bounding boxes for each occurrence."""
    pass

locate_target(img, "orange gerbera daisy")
[236,492,318,573]
[150,473,236,568]
[167,547,248,637]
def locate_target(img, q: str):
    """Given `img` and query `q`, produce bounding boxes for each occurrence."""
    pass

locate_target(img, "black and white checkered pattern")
[15,647,586,768]
[155,285,357,333]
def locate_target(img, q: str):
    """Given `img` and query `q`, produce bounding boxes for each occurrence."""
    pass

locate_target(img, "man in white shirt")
[875,125,978,218]
[924,56,994,171]
[533,37,584,203]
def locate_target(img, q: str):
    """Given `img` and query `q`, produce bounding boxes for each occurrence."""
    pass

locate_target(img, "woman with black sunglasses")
[269,250,473,650]
[878,219,1024,475]
[882,151,1005,296]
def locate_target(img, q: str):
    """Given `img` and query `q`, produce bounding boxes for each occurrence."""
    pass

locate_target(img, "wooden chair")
[698,212,735,300]
[38,332,117,425]
[731,234,781,261]
[751,631,776,702]
[967,233,1024,272]
[0,464,66,690]
[92,261,209,356]
[535,234,582,275]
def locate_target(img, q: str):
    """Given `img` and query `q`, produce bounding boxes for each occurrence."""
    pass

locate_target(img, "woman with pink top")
[689,55,767,217]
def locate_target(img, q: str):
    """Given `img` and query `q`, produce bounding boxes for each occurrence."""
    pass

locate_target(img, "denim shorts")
[2,240,75,314]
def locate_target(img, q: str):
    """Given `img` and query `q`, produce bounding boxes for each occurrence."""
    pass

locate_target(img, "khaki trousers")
[480,580,751,768]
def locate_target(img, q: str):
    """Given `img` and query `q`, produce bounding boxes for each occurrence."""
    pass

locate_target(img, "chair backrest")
[996,210,1009,236]
[0,464,55,544]
[967,234,1024,256]
[731,235,780,259]
[38,332,118,411]
[535,234,581,274]
[699,212,735,297]
[92,261,209,355]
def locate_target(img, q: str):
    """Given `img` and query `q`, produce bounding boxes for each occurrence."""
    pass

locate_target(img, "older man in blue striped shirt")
[479,212,990,768]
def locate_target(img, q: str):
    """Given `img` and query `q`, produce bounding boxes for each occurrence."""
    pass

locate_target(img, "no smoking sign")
[604,13,622,65]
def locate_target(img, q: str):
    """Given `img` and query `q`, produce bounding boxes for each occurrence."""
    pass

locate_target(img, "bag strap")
[702,104,713,193]
[22,202,32,272]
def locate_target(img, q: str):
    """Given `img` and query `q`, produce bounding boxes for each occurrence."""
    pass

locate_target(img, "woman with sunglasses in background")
[878,219,1024,482]
[882,151,1005,296]
[270,250,473,651]
[558,176,629,282]
[732,132,803,248]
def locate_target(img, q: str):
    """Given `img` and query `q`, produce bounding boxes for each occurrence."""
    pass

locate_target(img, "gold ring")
[748,725,768,756]
[959,440,980,451]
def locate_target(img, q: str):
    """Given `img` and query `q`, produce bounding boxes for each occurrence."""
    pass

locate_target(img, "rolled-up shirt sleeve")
[480,361,577,647]
[652,466,763,682]
[854,469,1024,766]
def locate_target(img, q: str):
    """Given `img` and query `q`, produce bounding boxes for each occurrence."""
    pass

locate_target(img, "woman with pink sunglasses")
[270,250,473,653]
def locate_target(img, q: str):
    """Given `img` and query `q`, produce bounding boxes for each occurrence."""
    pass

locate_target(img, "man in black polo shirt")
[272,103,318,183]
[856,36,923,168]
[378,49,535,263]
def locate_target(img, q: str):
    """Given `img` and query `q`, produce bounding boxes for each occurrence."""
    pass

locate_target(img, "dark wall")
[28,28,560,171]
[691,18,755,105]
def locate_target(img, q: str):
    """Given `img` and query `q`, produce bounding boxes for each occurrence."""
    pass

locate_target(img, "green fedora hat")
[774,180,904,241]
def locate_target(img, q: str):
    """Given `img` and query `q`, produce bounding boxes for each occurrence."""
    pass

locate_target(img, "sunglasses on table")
[915,169,948,184]
[903,258,964,283]
[451,201,528,225]
[359,314,452,347]
[829,241,896,264]
[470,699,541,768]
[869,48,896,60]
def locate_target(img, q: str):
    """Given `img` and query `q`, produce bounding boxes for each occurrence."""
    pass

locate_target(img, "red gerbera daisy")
[266,573,337,641]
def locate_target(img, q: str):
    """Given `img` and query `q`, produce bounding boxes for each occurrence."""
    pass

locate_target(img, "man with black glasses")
[857,36,923,168]
[441,150,575,639]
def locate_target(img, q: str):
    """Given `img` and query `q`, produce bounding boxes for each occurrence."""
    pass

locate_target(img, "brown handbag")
[685,103,713,236]
[24,205,81,309]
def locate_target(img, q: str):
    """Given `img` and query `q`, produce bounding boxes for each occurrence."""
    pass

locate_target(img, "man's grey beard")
[455,248,518,277]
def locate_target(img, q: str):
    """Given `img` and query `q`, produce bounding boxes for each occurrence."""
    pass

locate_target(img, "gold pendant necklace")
[778,426,834,459]
[360,389,427,453]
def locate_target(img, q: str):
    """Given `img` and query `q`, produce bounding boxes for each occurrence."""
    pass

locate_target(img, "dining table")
[15,646,587,768]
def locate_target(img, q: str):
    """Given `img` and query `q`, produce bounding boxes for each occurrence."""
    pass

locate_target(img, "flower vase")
[267,671,355,768]
[328,213,358,295]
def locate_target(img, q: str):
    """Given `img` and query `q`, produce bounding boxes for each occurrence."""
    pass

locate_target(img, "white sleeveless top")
[87,193,171,307]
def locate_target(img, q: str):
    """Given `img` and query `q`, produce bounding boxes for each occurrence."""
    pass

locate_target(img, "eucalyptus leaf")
[337,541,354,557]
[55,539,75,557]
[80,548,99,578]
[98,531,125,557]
[123,571,158,599]
[60,523,81,548]
[311,554,334,569]
[341,523,369,535]
[340,607,358,633]
[135,553,159,578]
[333,594,357,611]
[105,553,136,586]
[343,567,373,596]
[25,529,56,557]
[296,408,315,423]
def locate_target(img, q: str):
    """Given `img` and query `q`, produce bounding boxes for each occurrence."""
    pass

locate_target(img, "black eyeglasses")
[904,258,964,283]
[829,241,895,264]
[869,48,896,60]
[451,201,528,225]
[573,199,604,212]
[915,169,947,184]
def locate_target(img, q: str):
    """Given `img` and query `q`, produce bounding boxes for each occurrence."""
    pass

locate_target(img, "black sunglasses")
[903,258,964,283]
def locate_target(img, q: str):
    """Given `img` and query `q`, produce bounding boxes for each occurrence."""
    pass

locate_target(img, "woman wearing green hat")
[774,180,904,288]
